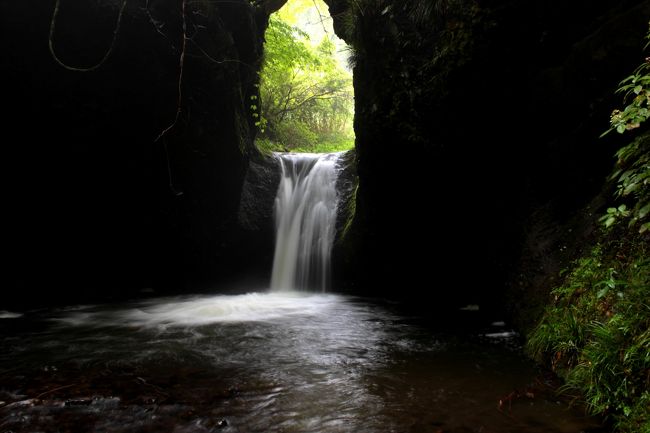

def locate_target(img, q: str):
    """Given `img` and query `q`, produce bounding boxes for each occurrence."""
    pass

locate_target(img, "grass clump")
[528,27,650,431]
[527,232,649,432]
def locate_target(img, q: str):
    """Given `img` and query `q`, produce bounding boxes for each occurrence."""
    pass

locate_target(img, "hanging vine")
[47,0,266,193]
[49,0,128,72]
[154,0,189,143]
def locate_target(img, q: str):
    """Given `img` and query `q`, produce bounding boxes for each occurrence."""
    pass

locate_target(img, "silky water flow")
[270,152,342,291]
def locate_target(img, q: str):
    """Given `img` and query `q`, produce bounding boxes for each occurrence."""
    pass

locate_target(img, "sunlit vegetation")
[256,0,354,153]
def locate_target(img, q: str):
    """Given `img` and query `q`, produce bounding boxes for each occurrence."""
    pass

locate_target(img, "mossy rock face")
[2,0,268,306]
[526,224,649,432]
[334,150,358,241]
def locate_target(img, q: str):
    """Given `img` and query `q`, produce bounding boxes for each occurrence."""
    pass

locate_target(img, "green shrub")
[601,23,650,233]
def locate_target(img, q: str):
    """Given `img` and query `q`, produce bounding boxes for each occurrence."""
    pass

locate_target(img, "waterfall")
[270,152,342,291]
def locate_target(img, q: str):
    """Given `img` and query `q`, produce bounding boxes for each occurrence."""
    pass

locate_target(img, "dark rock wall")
[1,0,270,307]
[332,0,650,310]
[4,0,648,316]
[236,151,281,286]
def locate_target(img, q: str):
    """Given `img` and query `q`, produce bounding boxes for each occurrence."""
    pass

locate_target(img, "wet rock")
[216,418,229,428]
[64,398,93,406]
[4,398,38,409]
[91,397,121,409]
[140,396,158,405]
[238,152,281,232]
[334,149,357,239]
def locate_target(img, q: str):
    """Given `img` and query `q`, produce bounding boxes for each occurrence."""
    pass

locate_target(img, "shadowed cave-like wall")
[327,0,650,316]
[2,0,276,306]
[2,0,650,317]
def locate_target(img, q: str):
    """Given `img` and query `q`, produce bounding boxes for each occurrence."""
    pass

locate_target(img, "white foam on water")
[55,292,344,328]
[0,311,23,319]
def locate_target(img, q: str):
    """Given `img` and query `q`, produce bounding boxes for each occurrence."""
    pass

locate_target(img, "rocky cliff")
[2,0,273,306]
[331,0,650,311]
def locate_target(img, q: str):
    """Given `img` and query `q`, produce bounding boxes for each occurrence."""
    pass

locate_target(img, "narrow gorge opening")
[252,0,356,292]
[255,0,355,154]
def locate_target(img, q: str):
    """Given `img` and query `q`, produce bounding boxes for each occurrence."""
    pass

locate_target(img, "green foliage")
[602,23,650,137]
[601,23,650,233]
[256,13,354,153]
[527,237,650,432]
[339,180,358,242]
[255,137,279,156]
[601,134,650,233]
[604,67,650,136]
[530,24,650,432]
[256,136,353,154]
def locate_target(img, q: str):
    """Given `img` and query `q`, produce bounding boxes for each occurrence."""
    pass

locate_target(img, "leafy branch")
[600,22,650,234]
[602,59,650,136]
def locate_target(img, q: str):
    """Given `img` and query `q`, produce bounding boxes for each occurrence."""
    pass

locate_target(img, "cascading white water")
[270,152,342,291]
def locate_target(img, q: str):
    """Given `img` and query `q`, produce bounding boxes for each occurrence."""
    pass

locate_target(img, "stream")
[0,292,604,433]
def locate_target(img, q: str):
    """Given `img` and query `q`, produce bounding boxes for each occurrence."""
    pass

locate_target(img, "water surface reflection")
[0,293,602,432]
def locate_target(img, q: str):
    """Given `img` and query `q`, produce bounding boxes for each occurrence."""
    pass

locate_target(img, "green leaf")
[623,406,632,417]
[623,183,639,195]
[619,170,634,182]
[616,124,627,134]
[638,203,650,219]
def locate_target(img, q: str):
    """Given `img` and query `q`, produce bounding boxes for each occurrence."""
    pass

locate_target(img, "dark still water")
[0,293,603,433]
